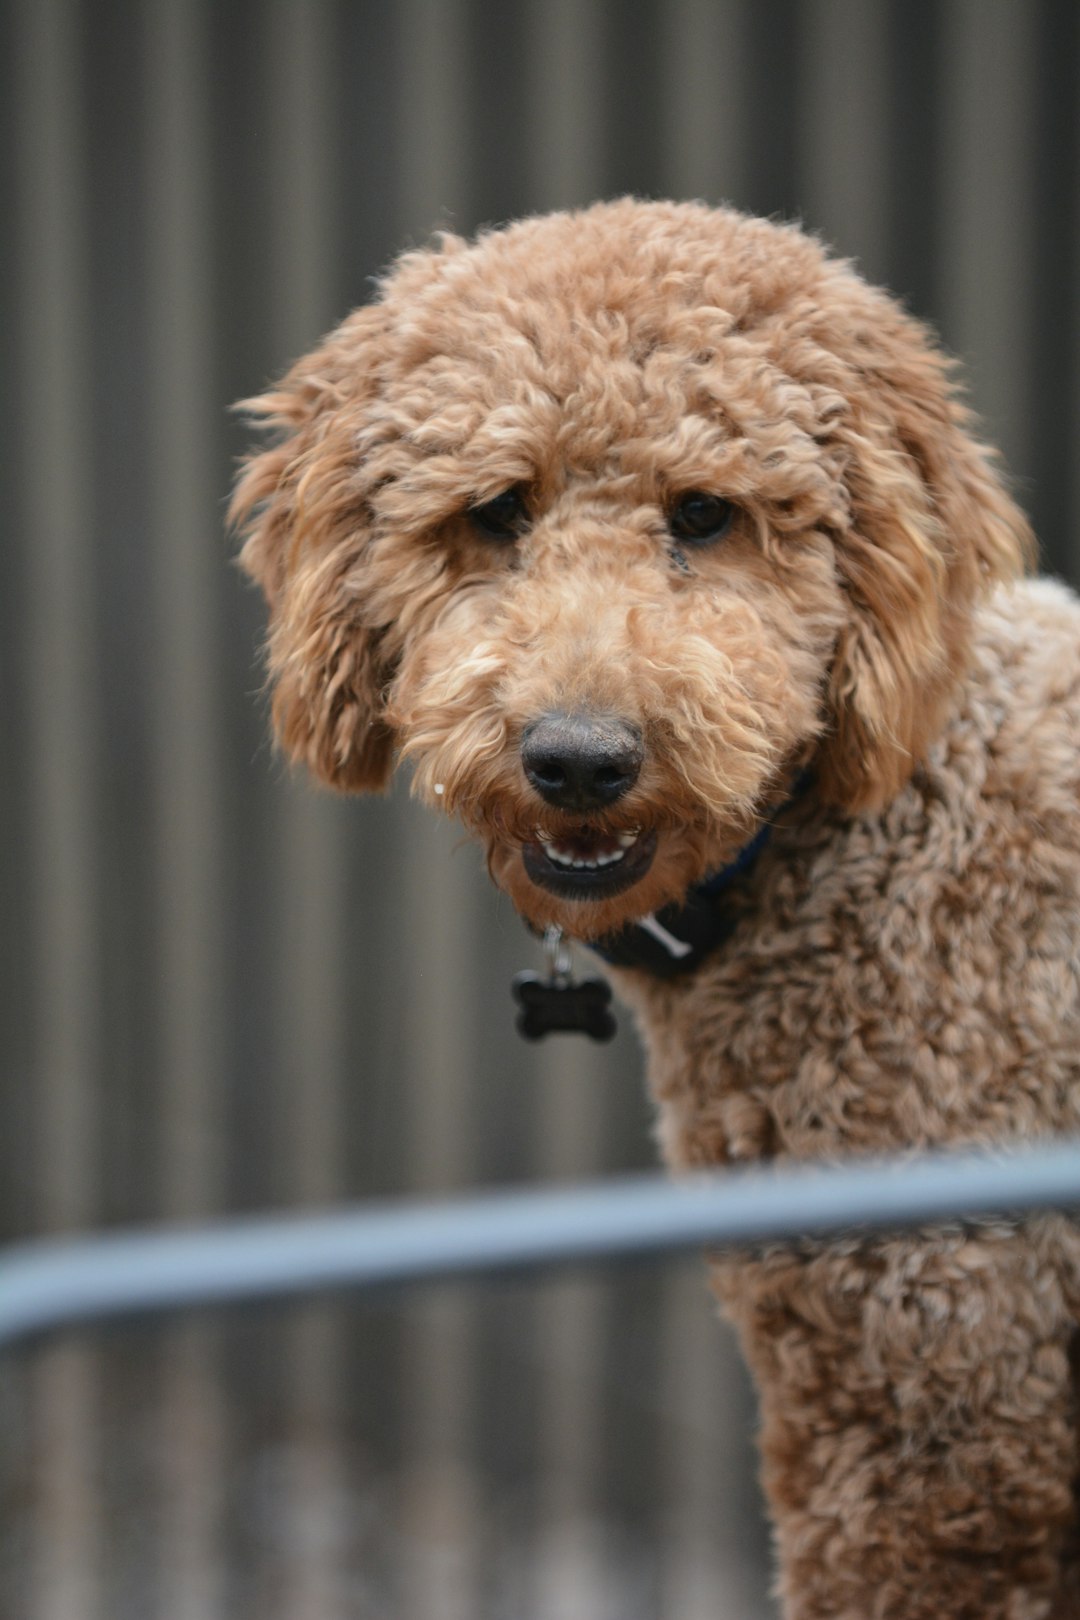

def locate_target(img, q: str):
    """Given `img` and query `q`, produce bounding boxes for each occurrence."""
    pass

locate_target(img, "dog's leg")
[714,1224,1080,1620]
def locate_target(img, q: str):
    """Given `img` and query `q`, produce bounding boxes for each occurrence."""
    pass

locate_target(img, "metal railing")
[4,1137,1080,1352]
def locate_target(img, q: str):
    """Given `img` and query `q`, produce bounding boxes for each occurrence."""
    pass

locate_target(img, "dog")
[232,199,1080,1619]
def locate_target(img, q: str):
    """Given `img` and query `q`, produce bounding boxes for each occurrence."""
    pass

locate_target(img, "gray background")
[2,2,1079,1616]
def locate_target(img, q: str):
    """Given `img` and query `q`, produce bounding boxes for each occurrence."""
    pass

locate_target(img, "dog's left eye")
[469,487,531,542]
[668,491,735,546]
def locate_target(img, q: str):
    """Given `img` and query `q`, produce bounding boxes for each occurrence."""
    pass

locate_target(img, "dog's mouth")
[521,826,658,899]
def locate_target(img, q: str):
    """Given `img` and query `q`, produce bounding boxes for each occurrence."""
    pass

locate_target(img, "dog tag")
[512,971,617,1042]
[512,926,617,1042]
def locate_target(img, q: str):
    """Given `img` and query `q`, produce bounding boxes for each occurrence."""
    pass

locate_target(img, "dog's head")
[231,200,1031,941]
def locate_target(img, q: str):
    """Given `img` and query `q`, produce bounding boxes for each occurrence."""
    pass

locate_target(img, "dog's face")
[233,201,1030,941]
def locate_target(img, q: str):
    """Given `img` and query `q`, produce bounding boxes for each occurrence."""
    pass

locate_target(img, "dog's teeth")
[535,827,646,872]
[538,837,630,871]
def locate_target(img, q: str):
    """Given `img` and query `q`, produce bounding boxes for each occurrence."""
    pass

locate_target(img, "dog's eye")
[668,491,735,546]
[469,487,530,542]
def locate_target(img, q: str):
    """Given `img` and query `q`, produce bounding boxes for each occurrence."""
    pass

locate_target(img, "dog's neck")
[591,773,812,979]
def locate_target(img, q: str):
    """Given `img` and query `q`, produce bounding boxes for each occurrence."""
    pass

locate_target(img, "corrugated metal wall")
[2,2,1078,1616]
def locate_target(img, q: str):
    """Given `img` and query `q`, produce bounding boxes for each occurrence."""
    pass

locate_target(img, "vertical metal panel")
[13,5,101,1619]
[530,1041,613,1618]
[525,0,606,210]
[656,1267,770,1620]
[141,7,228,1606]
[1027,0,1080,577]
[463,0,533,226]
[1073,20,1080,586]
[530,1272,610,1619]
[208,0,285,1223]
[156,1322,225,1620]
[799,0,890,282]
[330,0,403,312]
[84,0,160,1235]
[661,0,747,207]
[599,0,668,199]
[14,0,98,1243]
[740,0,805,218]
[396,0,470,237]
[395,816,485,1620]
[0,4,33,1251]
[938,0,1039,491]
[144,0,222,1233]
[883,0,946,319]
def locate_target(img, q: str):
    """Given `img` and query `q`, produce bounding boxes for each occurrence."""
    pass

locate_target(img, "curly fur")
[232,200,1080,1618]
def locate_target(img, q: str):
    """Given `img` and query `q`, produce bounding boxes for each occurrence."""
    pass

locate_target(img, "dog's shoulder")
[960,576,1080,811]
[975,574,1080,674]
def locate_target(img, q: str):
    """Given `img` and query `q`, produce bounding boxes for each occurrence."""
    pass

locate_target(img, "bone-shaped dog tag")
[512,926,617,1042]
[512,970,617,1042]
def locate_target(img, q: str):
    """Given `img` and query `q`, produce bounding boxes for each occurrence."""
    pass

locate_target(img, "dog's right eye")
[468,487,530,542]
[668,491,735,546]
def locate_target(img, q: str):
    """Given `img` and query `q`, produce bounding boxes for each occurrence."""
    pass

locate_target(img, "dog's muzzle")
[519,713,655,899]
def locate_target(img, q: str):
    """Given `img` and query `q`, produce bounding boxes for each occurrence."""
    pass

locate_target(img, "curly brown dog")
[233,199,1080,1619]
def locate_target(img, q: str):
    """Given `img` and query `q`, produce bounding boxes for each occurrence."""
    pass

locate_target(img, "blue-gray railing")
[3,1138,1080,1351]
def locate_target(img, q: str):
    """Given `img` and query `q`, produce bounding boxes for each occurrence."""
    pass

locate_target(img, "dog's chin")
[491,826,692,942]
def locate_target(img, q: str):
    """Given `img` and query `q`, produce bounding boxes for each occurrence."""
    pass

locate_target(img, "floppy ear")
[811,278,1034,811]
[230,306,396,792]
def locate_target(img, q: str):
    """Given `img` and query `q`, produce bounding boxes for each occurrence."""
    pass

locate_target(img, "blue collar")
[591,776,809,979]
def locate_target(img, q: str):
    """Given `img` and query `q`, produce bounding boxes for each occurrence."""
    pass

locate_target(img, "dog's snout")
[521,713,643,812]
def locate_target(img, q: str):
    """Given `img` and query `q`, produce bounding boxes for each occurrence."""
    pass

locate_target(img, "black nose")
[521,713,643,812]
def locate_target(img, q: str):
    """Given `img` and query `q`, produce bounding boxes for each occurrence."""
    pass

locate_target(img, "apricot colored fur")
[233,200,1080,1618]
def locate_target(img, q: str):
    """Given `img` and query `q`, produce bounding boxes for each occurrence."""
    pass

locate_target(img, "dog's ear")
[230,306,396,792]
[812,277,1035,811]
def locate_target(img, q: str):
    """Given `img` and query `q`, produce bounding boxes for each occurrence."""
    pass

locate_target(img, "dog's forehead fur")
[382,198,828,361]
[366,200,857,526]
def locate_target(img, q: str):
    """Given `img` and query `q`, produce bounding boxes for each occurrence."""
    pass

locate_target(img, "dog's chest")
[618,732,1080,1174]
